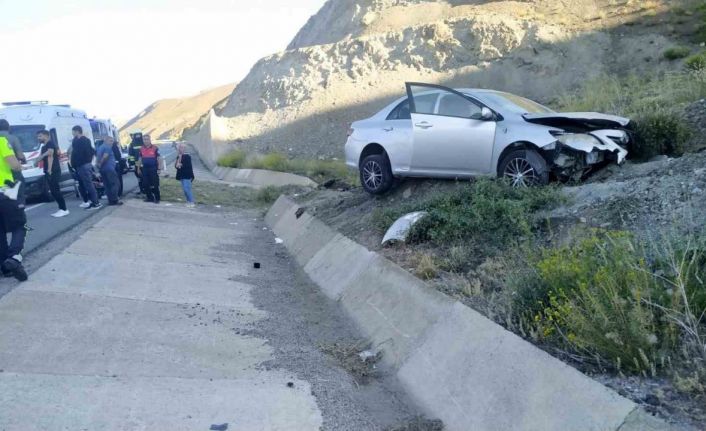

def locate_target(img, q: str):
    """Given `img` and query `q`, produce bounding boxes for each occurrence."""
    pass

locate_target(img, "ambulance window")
[9,125,44,152]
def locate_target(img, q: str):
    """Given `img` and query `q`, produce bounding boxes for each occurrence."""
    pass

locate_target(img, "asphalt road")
[23,145,177,254]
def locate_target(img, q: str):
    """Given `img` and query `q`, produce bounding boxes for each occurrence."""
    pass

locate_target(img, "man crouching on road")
[138,134,162,204]
[0,136,28,281]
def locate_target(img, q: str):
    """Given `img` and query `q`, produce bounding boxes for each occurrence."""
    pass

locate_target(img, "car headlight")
[553,133,602,150]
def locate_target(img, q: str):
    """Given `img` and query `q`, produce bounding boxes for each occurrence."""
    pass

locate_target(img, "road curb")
[266,195,682,431]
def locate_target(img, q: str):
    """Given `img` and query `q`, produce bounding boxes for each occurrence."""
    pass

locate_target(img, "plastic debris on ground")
[381,211,428,246]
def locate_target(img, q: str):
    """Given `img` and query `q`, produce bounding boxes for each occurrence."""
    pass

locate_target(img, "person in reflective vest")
[137,134,162,203]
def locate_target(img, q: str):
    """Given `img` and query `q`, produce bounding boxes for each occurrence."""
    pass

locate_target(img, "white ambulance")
[0,101,94,200]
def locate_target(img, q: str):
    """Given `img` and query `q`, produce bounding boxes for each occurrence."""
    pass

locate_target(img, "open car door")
[406,83,496,176]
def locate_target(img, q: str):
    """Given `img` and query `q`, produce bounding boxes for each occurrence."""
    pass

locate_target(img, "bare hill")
[119,83,235,142]
[189,0,702,164]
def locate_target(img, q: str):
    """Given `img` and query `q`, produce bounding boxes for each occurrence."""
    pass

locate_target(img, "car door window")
[387,99,412,120]
[437,93,482,119]
[412,93,440,115]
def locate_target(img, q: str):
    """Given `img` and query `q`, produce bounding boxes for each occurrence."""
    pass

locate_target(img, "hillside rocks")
[120,83,235,143]
[188,0,685,163]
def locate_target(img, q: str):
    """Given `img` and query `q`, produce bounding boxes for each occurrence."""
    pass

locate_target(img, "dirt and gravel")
[285,146,706,429]
[229,211,438,430]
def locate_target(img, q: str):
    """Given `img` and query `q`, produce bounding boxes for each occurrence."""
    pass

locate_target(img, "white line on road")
[25,203,46,212]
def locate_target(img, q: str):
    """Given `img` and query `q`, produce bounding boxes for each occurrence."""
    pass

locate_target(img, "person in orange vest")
[137,134,162,203]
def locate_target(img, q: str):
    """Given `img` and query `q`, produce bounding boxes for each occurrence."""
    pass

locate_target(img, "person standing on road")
[0,120,26,182]
[0,136,28,281]
[138,134,162,204]
[129,132,145,195]
[175,143,195,208]
[70,125,102,210]
[0,120,26,165]
[111,137,125,197]
[96,136,122,206]
[36,130,69,217]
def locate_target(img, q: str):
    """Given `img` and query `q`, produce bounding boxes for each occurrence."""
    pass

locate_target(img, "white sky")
[0,0,325,122]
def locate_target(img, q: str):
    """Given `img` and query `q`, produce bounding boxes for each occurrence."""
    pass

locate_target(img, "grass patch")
[664,46,691,60]
[217,149,247,168]
[686,52,706,71]
[506,229,706,380]
[557,71,706,158]
[216,150,357,185]
[158,180,303,208]
[374,179,564,248]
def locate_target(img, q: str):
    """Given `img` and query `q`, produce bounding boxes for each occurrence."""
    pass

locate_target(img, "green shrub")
[248,152,289,172]
[511,230,706,374]
[375,180,563,248]
[218,150,247,168]
[664,46,691,60]
[242,153,356,184]
[685,52,706,71]
[254,185,282,204]
[631,111,692,160]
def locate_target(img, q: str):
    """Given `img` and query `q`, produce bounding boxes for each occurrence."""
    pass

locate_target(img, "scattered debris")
[209,423,228,431]
[381,212,428,246]
[358,350,377,362]
[319,340,382,384]
[384,416,445,431]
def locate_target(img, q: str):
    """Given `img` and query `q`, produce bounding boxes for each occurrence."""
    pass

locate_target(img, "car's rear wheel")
[360,154,393,195]
[499,149,549,187]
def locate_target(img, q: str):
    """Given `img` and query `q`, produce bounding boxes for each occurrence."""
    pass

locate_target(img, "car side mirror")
[481,107,494,121]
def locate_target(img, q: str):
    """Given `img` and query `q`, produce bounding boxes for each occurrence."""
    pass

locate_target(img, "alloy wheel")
[503,157,539,187]
[362,160,383,191]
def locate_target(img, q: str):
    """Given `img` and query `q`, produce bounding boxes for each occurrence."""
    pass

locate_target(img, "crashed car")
[345,82,630,194]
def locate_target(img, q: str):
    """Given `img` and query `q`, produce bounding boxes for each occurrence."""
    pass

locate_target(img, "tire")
[498,149,549,187]
[360,154,394,195]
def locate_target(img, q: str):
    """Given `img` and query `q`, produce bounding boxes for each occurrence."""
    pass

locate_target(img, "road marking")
[25,203,46,212]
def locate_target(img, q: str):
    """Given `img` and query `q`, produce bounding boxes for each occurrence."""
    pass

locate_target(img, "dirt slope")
[189,0,702,163]
[119,83,235,142]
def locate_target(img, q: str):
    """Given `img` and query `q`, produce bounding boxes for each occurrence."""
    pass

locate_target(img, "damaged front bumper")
[541,129,629,178]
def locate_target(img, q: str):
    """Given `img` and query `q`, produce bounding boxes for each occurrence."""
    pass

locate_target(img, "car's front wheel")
[499,149,549,187]
[360,154,393,195]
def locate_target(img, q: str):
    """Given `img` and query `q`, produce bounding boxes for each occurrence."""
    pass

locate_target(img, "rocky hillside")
[120,83,235,143]
[189,0,703,163]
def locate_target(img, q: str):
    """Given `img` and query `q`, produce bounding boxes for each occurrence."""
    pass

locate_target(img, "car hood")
[523,112,631,130]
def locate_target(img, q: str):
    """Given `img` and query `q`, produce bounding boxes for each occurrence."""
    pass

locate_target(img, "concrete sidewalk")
[0,200,417,430]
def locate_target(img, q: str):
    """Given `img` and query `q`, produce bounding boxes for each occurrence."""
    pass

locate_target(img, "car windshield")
[475,91,555,115]
[9,124,44,152]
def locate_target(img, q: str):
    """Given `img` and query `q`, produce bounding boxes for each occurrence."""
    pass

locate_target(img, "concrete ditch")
[186,110,317,189]
[266,195,681,431]
[211,166,317,188]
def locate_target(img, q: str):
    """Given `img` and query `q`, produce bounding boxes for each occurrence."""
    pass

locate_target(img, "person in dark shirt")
[175,143,195,207]
[37,130,68,217]
[111,138,125,197]
[70,125,101,210]
[137,134,162,203]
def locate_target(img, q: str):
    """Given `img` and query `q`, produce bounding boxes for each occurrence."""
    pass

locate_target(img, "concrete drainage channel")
[266,196,680,431]
[211,166,317,188]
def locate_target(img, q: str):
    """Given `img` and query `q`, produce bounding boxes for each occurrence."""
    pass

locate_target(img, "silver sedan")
[345,83,630,194]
